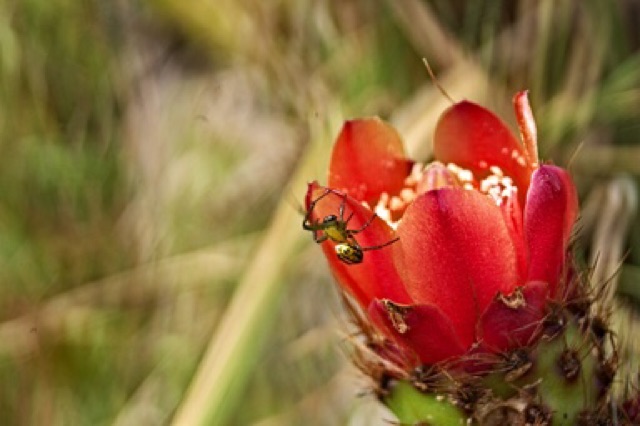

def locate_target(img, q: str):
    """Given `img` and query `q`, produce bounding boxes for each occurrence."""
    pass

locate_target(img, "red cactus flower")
[304,92,578,366]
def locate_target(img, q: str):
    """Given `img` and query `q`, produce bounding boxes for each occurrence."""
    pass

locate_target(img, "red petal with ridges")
[524,166,578,296]
[478,281,548,351]
[433,101,534,197]
[328,118,413,205]
[305,182,411,308]
[368,300,466,365]
[396,189,520,347]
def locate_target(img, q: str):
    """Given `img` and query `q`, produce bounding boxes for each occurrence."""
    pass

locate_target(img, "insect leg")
[303,188,333,230]
[349,211,379,234]
[314,233,328,244]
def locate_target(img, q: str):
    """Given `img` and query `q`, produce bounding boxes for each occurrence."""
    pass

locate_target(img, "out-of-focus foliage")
[0,0,639,425]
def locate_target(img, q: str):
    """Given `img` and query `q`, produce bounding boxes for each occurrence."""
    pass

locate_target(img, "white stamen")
[404,163,424,186]
[446,163,473,182]
[374,191,401,230]
[390,196,404,211]
[477,163,519,206]
[400,188,416,203]
[489,166,504,177]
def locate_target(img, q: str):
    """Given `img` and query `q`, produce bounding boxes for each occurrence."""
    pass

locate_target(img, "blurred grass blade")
[171,114,335,426]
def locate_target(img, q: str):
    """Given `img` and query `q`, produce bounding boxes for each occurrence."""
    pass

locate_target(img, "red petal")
[478,281,548,351]
[368,300,466,365]
[524,166,578,296]
[500,191,527,281]
[395,189,520,347]
[304,182,411,308]
[433,101,534,197]
[328,118,413,205]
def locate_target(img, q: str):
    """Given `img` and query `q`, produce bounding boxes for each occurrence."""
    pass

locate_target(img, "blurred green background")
[1,0,639,424]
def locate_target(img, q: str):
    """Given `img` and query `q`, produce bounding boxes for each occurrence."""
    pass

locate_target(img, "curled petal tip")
[513,91,539,167]
[304,181,318,209]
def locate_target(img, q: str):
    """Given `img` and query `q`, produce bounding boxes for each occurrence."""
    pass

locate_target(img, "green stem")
[384,381,466,426]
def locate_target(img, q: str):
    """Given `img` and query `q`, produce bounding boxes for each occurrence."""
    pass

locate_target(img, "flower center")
[373,162,518,228]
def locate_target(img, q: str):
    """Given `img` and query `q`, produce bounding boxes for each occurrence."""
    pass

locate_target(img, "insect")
[303,188,399,265]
